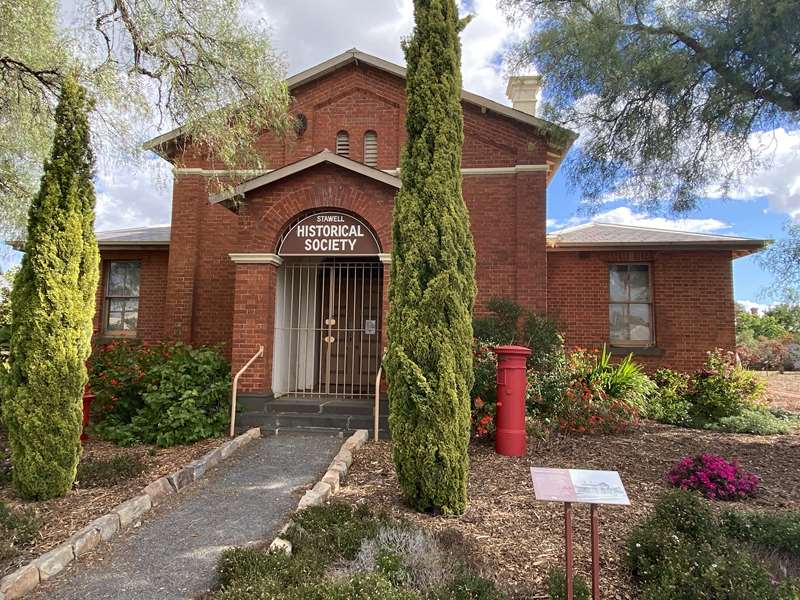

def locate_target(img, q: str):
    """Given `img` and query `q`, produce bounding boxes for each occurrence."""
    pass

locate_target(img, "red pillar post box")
[494,345,531,456]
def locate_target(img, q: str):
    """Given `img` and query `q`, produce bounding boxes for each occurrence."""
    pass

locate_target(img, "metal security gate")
[273,260,383,398]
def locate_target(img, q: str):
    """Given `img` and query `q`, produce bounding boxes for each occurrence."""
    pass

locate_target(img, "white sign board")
[530,467,630,505]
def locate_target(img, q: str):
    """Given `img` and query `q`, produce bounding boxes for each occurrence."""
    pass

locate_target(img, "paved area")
[30,433,342,600]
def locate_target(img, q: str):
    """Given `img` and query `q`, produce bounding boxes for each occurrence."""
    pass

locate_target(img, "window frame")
[103,260,141,337]
[608,262,655,348]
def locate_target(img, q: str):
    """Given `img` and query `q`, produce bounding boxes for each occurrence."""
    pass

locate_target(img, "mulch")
[0,427,225,579]
[338,424,800,599]
[762,371,800,414]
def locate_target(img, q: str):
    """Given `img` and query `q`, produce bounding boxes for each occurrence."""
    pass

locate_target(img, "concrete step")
[321,400,389,416]
[235,411,390,438]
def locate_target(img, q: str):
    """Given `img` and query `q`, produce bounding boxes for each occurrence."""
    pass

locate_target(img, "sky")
[6,0,800,310]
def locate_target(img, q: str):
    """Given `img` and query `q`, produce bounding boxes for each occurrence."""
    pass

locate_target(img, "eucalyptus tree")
[0,0,291,239]
[500,0,800,213]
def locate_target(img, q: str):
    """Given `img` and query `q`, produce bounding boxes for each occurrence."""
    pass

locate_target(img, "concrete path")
[29,433,342,600]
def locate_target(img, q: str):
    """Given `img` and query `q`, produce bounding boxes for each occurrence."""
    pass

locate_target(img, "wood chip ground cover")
[762,371,800,414]
[0,427,224,578]
[339,424,800,599]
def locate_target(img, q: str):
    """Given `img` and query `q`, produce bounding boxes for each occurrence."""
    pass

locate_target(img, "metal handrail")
[230,345,264,438]
[374,348,387,442]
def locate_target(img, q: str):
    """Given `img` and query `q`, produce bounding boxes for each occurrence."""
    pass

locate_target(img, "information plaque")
[530,467,630,600]
[530,467,630,505]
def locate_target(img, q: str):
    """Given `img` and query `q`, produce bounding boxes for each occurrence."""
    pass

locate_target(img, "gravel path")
[28,433,342,600]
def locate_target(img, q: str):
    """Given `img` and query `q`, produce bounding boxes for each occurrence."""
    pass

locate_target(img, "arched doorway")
[272,211,384,399]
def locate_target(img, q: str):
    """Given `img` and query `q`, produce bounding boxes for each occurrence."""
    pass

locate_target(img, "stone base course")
[114,495,152,529]
[0,563,38,600]
[142,477,175,505]
[0,428,262,600]
[269,429,369,555]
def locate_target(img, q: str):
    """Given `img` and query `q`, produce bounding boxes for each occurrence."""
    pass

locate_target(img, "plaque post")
[564,501,573,600]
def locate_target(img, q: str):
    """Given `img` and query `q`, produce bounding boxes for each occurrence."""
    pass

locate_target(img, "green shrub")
[89,340,170,422]
[627,491,796,599]
[76,454,146,488]
[644,369,693,426]
[473,298,521,344]
[520,311,564,371]
[0,500,39,561]
[471,342,497,437]
[213,504,500,600]
[591,347,656,413]
[526,349,572,419]
[473,297,564,370]
[431,574,506,600]
[527,347,647,434]
[689,350,765,423]
[218,547,318,588]
[546,568,590,600]
[93,343,231,447]
[286,503,388,568]
[706,408,800,435]
[720,510,800,557]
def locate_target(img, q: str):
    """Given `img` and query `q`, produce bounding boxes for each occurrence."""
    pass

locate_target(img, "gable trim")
[145,49,577,158]
[178,164,549,177]
[210,150,401,205]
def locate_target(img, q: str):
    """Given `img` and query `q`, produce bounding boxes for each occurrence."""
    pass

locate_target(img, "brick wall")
[94,60,746,391]
[546,249,736,372]
[93,249,169,345]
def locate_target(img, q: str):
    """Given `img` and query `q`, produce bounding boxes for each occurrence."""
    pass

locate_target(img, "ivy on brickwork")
[385,0,476,515]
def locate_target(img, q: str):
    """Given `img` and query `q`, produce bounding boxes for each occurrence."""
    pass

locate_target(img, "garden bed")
[338,424,800,599]
[0,425,225,578]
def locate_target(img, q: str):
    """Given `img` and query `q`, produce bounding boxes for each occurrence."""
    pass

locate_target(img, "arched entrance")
[272,211,384,399]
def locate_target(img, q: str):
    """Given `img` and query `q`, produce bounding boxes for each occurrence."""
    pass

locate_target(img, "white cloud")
[717,128,800,220]
[562,206,731,234]
[735,300,776,315]
[94,158,172,232]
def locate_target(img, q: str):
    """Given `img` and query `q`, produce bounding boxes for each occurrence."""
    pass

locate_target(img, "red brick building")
[94,50,764,403]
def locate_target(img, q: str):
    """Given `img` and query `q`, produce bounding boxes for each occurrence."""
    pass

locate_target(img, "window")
[335,131,350,157]
[104,261,140,336]
[363,131,378,167]
[609,264,653,346]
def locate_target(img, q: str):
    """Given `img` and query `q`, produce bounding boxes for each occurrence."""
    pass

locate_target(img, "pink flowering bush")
[665,454,759,500]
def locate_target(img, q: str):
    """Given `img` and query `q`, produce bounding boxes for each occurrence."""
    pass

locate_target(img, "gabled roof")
[96,225,171,247]
[144,48,576,159]
[210,149,401,207]
[546,222,767,256]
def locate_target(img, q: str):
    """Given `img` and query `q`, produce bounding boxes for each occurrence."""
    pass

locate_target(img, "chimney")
[506,75,541,116]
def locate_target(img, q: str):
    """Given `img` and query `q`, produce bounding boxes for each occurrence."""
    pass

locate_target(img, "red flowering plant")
[471,341,498,438]
[89,340,176,423]
[555,378,640,434]
[665,454,759,500]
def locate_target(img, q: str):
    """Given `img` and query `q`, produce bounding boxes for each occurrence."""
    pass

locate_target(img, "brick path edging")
[268,429,369,555]
[0,428,262,600]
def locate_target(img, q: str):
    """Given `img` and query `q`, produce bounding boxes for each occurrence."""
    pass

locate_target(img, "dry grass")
[0,428,224,578]
[339,424,800,599]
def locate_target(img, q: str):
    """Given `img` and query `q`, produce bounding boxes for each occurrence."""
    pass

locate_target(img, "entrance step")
[235,396,390,438]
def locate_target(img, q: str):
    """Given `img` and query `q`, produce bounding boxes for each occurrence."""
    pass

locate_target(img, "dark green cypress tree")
[386,0,476,515]
[2,77,100,500]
